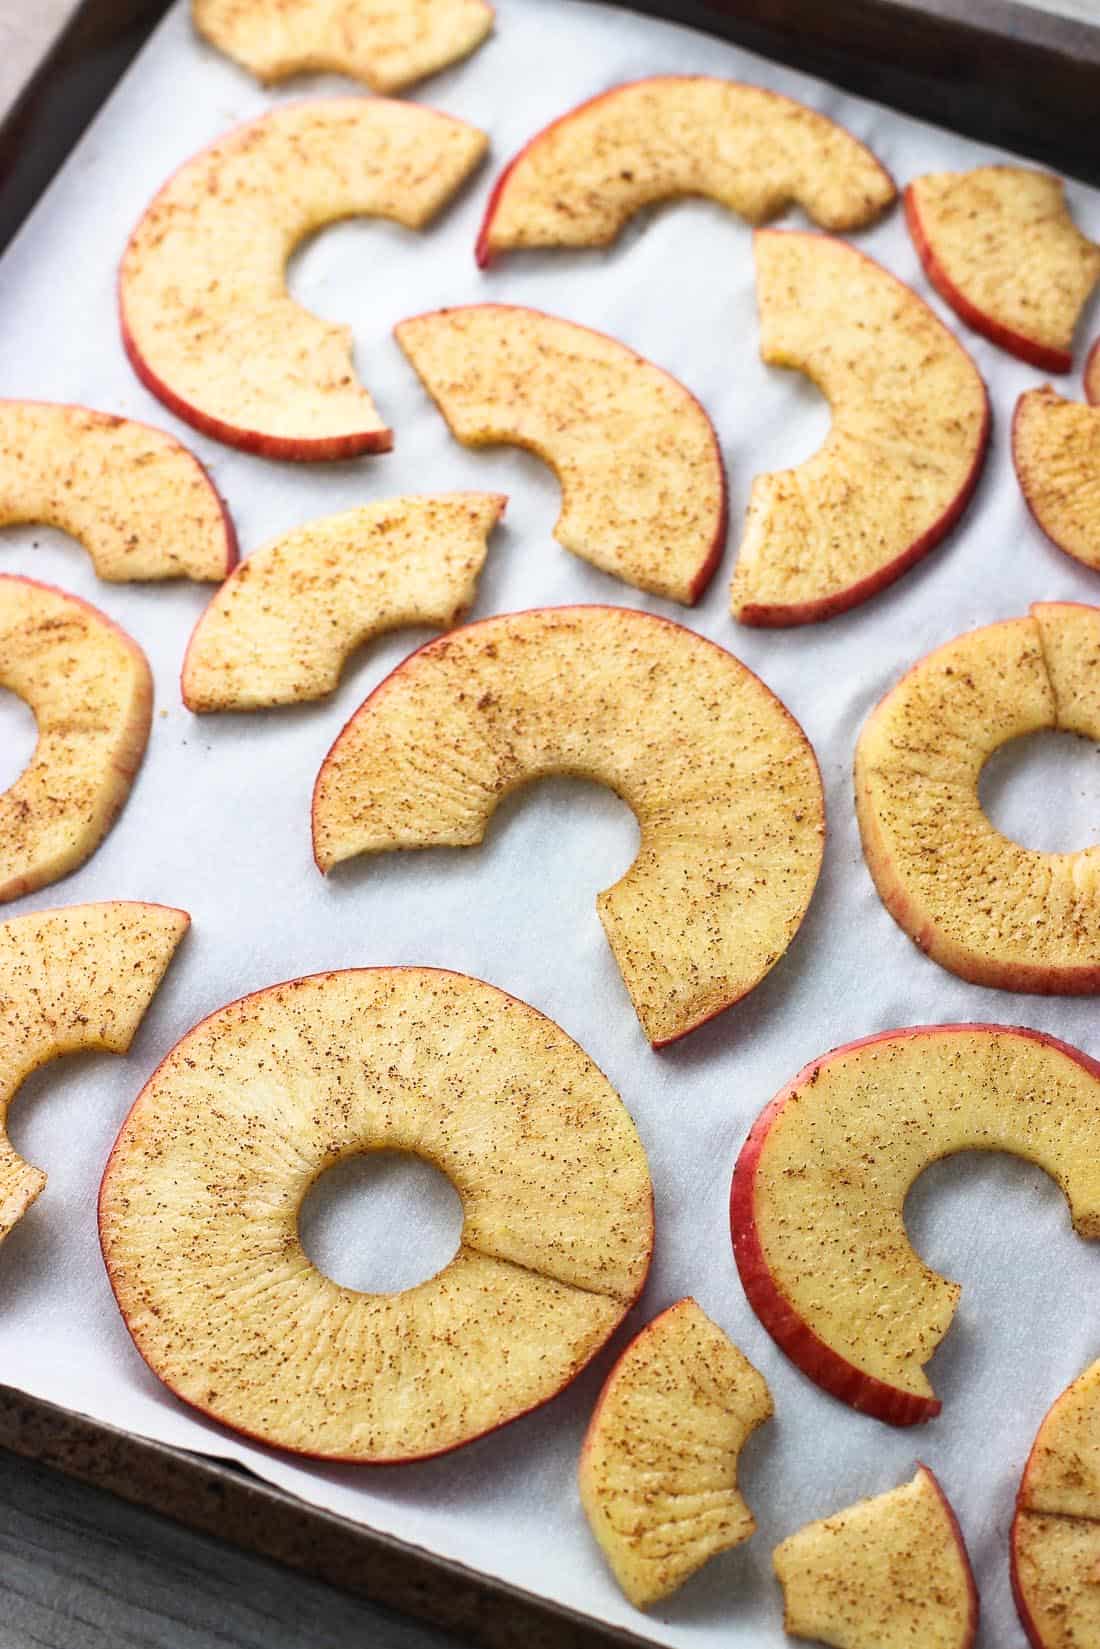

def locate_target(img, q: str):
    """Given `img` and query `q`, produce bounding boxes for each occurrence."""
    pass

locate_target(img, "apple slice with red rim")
[1013,387,1100,572]
[476,76,895,266]
[1087,338,1100,406]
[120,100,486,460]
[731,1024,1100,1425]
[731,231,988,626]
[906,167,1100,373]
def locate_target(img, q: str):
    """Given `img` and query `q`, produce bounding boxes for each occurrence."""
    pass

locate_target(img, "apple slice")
[732,231,988,626]
[311,606,825,1047]
[1013,387,1100,572]
[774,1465,978,1648]
[120,100,487,460]
[193,0,492,92]
[856,601,1100,991]
[578,1298,772,1609]
[1086,338,1100,405]
[0,575,152,903]
[182,493,504,711]
[395,306,725,604]
[1,901,187,1237]
[906,167,1100,373]
[476,76,895,266]
[99,967,653,1462]
[0,400,234,582]
[731,1024,1100,1425]
[1013,1360,1100,1649]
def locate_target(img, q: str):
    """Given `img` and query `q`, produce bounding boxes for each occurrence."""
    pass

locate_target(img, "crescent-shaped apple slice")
[774,1466,979,1648]
[1087,339,1100,405]
[193,0,493,92]
[312,606,824,1047]
[395,306,726,603]
[578,1298,772,1609]
[182,493,504,711]
[476,76,895,266]
[1,576,152,903]
[1013,388,1100,572]
[0,401,235,582]
[732,231,989,626]
[1013,1360,1100,1649]
[120,100,487,460]
[1,901,188,1238]
[906,167,1100,373]
[731,1024,1100,1426]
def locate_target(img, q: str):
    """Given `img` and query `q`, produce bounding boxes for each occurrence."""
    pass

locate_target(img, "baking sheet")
[1,2,1100,1642]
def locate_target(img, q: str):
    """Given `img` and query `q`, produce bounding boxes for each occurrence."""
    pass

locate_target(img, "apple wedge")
[476,76,895,266]
[856,601,1100,992]
[0,400,234,582]
[182,493,504,711]
[0,575,152,903]
[1013,387,1100,572]
[193,0,492,92]
[99,967,653,1462]
[578,1298,772,1609]
[120,100,486,459]
[395,306,725,604]
[1013,1360,1100,1649]
[311,606,825,1047]
[774,1466,979,1648]
[906,167,1100,373]
[1,901,187,1238]
[731,1024,1100,1425]
[1087,338,1099,405]
[732,232,989,626]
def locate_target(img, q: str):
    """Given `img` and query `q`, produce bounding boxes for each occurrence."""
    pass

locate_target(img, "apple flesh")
[99,967,653,1462]
[311,605,825,1047]
[1013,387,1100,572]
[731,1024,1100,1425]
[578,1298,772,1609]
[732,231,988,626]
[120,100,486,459]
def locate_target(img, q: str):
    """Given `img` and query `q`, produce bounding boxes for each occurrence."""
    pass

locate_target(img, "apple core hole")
[298,1150,463,1294]
[979,728,1100,853]
[0,687,37,792]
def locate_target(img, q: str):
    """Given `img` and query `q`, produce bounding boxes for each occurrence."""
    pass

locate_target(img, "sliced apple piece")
[773,1465,979,1648]
[731,1024,1100,1425]
[120,100,487,460]
[856,601,1100,991]
[1013,387,1100,572]
[0,400,234,582]
[395,306,725,604]
[182,493,503,711]
[0,575,152,903]
[311,606,825,1046]
[476,76,895,266]
[0,901,187,1237]
[99,967,653,1462]
[732,231,988,626]
[578,1298,772,1609]
[906,167,1100,373]
[1086,338,1100,405]
[193,0,492,92]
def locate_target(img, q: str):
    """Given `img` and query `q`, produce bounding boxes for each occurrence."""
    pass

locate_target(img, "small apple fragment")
[905,167,1100,373]
[99,967,653,1462]
[120,100,487,460]
[311,606,825,1046]
[773,1466,979,1649]
[0,575,152,903]
[395,306,726,604]
[192,0,492,92]
[856,601,1100,991]
[732,232,988,626]
[476,76,895,266]
[1013,387,1100,572]
[578,1298,772,1610]
[1086,338,1100,405]
[0,402,235,582]
[182,493,504,711]
[0,901,188,1237]
[731,1024,1100,1425]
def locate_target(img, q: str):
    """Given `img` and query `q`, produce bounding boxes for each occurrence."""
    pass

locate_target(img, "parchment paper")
[1,3,1099,1642]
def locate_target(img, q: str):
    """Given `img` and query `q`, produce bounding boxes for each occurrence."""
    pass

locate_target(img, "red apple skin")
[905,184,1073,374]
[730,1023,1100,1425]
[1086,337,1099,405]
